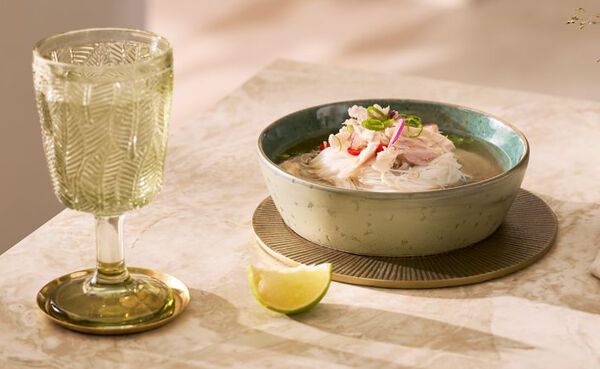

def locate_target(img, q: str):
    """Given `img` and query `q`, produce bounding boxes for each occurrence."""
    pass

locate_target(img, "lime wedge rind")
[248,263,332,315]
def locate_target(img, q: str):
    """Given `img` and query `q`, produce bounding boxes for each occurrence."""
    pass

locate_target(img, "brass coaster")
[37,267,190,335]
[253,190,557,288]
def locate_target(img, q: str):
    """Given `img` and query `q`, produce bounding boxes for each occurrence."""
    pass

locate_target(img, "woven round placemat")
[252,190,557,288]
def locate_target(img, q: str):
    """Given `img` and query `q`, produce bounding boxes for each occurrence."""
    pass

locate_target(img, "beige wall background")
[0,0,145,253]
[146,0,600,126]
[1,0,598,253]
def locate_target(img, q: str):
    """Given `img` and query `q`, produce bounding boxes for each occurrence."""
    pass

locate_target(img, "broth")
[277,133,506,189]
[452,138,506,184]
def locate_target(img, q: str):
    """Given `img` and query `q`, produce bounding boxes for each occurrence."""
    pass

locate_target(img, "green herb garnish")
[362,107,424,138]
[362,106,396,131]
[445,133,474,147]
[398,114,423,138]
[276,153,291,161]
[367,106,386,120]
[362,118,394,131]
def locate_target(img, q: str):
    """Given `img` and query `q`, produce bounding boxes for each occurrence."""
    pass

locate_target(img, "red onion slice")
[389,118,405,146]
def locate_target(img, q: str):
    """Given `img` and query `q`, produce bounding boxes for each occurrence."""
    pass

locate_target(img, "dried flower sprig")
[567,8,600,62]
[567,7,600,29]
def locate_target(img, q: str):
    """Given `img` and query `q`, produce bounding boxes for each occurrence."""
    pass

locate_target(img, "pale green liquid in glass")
[38,66,172,216]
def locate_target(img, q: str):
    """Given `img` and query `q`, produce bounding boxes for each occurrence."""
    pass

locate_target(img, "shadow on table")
[292,303,532,353]
[172,289,413,369]
[372,196,600,316]
[167,289,531,368]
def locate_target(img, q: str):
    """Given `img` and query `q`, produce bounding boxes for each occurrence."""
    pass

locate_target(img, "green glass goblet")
[33,28,179,330]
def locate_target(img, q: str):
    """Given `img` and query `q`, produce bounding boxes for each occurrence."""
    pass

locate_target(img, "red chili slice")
[319,141,330,151]
[347,147,363,156]
[375,144,387,154]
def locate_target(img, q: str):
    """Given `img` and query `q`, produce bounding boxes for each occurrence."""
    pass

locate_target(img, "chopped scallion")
[367,106,386,120]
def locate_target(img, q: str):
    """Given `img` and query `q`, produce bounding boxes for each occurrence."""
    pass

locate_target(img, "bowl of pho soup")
[257,99,529,256]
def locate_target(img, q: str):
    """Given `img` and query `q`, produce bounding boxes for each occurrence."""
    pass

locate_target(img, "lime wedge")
[248,263,332,314]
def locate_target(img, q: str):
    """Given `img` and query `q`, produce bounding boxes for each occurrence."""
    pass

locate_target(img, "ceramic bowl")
[258,99,529,256]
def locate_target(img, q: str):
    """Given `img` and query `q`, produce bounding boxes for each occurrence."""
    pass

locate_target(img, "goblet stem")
[92,215,130,285]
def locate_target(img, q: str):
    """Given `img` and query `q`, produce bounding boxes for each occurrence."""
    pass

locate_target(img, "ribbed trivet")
[252,190,557,288]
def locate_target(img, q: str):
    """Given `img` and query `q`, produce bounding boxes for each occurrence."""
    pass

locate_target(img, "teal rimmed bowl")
[258,99,529,256]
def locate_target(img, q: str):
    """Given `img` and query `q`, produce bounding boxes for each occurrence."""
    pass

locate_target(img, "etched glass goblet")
[33,28,176,328]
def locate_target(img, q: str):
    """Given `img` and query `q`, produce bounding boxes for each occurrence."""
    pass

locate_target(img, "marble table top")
[2,60,600,369]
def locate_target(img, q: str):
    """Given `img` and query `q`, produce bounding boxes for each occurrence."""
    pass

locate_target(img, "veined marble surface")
[2,60,600,369]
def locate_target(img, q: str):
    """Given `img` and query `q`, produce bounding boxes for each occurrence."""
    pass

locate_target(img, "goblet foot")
[45,269,175,326]
[37,267,190,334]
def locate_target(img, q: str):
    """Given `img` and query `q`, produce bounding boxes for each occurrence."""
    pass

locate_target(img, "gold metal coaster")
[253,190,557,288]
[37,267,190,335]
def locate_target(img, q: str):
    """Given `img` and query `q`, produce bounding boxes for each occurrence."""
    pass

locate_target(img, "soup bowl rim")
[257,98,529,199]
